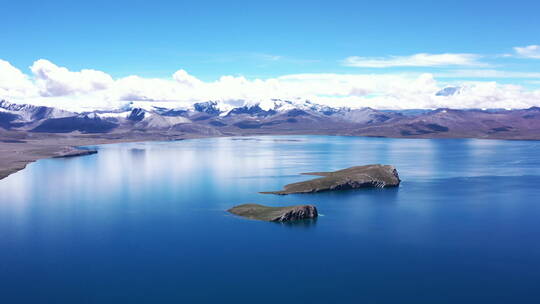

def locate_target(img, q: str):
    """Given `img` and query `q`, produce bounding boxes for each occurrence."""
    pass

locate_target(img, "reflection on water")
[279,217,318,229]
[0,135,540,303]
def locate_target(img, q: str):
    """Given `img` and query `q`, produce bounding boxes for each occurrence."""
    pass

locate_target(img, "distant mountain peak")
[0,99,75,121]
[226,104,277,117]
[193,101,221,115]
[435,87,461,97]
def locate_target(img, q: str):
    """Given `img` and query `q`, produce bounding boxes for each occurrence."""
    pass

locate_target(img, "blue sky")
[2,0,540,81]
[1,0,540,110]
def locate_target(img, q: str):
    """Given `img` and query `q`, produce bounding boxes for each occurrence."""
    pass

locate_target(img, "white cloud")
[513,45,540,59]
[113,75,183,102]
[1,58,540,111]
[432,82,539,109]
[30,59,114,96]
[343,53,485,68]
[0,59,37,98]
[435,69,540,79]
[172,69,202,87]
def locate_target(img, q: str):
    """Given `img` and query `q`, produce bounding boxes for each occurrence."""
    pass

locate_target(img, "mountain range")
[1,98,540,140]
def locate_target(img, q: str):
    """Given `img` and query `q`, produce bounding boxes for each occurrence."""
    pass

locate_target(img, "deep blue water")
[1,136,540,303]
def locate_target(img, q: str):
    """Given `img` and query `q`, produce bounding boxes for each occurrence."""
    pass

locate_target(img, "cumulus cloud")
[513,45,540,59]
[30,59,114,96]
[172,69,202,87]
[1,58,539,111]
[343,53,485,68]
[0,59,37,98]
[113,76,183,101]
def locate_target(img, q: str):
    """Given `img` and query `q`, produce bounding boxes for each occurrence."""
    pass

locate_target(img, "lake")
[1,135,539,303]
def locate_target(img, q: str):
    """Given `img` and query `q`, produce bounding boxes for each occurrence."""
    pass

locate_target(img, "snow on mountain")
[2,98,540,139]
[193,101,232,115]
[435,87,462,96]
[0,99,75,121]
[136,113,191,129]
[1,98,403,129]
[94,111,131,119]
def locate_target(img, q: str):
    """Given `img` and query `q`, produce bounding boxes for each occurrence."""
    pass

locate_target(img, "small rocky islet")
[228,164,400,222]
[228,204,318,222]
[261,164,400,195]
[53,148,98,158]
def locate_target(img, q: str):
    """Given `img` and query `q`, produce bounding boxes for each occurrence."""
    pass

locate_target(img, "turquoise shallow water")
[1,135,540,303]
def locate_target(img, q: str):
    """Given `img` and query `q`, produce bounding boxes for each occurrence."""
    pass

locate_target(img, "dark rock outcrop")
[127,108,146,121]
[228,204,318,222]
[227,105,277,117]
[262,164,400,195]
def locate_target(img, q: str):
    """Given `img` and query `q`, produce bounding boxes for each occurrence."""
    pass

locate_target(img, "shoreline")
[0,131,216,181]
[1,130,539,181]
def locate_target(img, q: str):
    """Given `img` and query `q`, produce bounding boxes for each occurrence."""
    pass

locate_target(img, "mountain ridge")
[1,99,540,140]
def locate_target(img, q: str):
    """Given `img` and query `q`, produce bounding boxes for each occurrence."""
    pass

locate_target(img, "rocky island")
[262,164,400,195]
[228,204,318,222]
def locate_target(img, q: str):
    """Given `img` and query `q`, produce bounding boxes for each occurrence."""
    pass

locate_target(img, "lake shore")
[1,129,539,181]
[0,128,354,180]
[0,131,215,180]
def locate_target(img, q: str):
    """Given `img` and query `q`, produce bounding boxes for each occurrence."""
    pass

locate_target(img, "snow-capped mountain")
[2,99,540,139]
[435,87,462,96]
[0,100,75,122]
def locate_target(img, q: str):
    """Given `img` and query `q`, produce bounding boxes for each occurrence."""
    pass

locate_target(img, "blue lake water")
[1,135,540,303]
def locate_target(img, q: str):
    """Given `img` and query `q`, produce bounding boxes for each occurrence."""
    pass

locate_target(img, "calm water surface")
[1,136,539,303]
